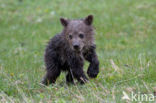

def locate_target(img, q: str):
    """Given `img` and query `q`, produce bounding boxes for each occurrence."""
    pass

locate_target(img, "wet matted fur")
[42,15,99,85]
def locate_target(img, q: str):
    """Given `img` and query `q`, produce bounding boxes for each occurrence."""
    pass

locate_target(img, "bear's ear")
[60,18,68,27]
[84,15,93,25]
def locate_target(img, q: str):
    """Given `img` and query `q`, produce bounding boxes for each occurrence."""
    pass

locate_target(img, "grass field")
[0,0,156,102]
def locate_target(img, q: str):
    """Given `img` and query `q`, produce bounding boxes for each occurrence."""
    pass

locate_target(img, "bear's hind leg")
[42,67,61,85]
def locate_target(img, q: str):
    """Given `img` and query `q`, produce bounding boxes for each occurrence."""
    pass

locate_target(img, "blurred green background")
[0,0,156,102]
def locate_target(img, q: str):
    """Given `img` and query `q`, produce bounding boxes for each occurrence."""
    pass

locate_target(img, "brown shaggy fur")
[42,15,99,85]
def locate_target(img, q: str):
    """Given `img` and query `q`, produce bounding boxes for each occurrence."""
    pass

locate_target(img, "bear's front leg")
[66,71,74,84]
[72,68,88,84]
[69,57,88,84]
[83,46,99,78]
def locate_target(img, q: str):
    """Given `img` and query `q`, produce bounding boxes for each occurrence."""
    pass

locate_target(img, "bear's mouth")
[73,49,81,54]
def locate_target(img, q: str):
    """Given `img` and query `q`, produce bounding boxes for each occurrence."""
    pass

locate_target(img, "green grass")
[0,0,156,102]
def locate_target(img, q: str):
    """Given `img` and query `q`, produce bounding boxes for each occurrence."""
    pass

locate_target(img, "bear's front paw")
[87,66,99,78]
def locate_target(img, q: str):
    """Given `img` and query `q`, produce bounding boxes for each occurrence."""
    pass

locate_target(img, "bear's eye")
[69,34,72,39]
[79,34,84,39]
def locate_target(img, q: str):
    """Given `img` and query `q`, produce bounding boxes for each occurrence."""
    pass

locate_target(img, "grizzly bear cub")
[42,15,99,85]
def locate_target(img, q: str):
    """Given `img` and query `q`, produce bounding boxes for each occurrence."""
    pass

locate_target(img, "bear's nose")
[73,44,80,50]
